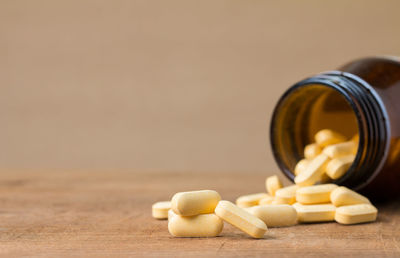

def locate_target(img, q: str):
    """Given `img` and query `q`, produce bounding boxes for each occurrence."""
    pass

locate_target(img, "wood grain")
[0,170,399,257]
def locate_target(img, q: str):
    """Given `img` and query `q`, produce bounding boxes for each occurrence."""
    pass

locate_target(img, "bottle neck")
[314,72,390,190]
[270,72,390,191]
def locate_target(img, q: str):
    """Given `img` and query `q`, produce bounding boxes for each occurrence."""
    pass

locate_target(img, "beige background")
[1,0,400,173]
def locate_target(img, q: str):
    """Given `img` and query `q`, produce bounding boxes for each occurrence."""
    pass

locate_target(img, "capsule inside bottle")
[270,84,360,186]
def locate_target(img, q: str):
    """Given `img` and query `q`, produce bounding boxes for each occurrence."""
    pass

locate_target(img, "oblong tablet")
[330,187,370,207]
[152,201,171,219]
[315,129,346,147]
[296,184,338,204]
[274,185,298,204]
[215,200,267,238]
[250,204,297,227]
[293,203,336,223]
[335,204,377,225]
[323,141,357,159]
[171,190,221,216]
[168,208,177,220]
[294,159,310,176]
[236,193,270,208]
[168,213,224,237]
[259,195,275,205]
[326,155,355,180]
[295,154,331,186]
[265,175,283,196]
[244,205,259,214]
[304,143,322,160]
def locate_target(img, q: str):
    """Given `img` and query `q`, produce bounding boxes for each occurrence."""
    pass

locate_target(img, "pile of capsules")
[151,129,378,238]
[294,129,358,185]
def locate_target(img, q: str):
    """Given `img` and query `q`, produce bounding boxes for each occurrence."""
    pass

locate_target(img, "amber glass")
[270,57,400,201]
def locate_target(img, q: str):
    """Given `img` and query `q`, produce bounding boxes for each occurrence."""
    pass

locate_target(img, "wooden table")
[0,170,399,257]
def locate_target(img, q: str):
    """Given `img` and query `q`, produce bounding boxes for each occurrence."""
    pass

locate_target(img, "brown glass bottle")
[270,57,400,201]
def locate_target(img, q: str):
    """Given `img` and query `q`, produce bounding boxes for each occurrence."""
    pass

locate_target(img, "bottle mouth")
[270,71,390,190]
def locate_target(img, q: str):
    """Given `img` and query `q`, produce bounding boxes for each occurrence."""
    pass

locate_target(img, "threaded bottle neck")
[269,72,390,191]
[318,72,390,190]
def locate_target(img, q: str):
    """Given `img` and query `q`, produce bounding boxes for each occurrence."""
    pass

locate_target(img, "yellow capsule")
[250,204,297,227]
[168,208,177,220]
[323,141,357,159]
[335,204,377,225]
[295,154,331,186]
[294,159,310,176]
[168,213,224,237]
[293,203,336,223]
[296,184,338,204]
[330,186,370,206]
[304,143,322,159]
[315,129,346,147]
[236,193,270,208]
[265,175,283,196]
[152,201,171,219]
[274,185,298,204]
[244,205,259,214]
[271,199,286,205]
[259,195,275,205]
[215,200,267,238]
[171,190,221,216]
[325,155,355,180]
